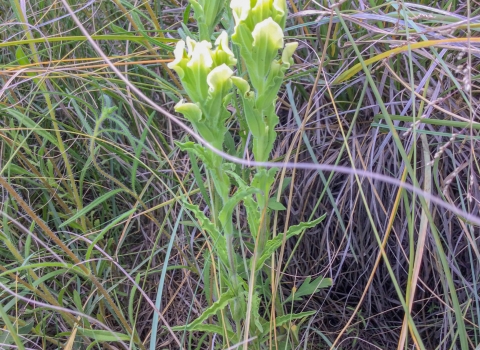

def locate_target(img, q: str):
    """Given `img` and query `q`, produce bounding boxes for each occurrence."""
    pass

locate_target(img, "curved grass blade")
[334,38,480,84]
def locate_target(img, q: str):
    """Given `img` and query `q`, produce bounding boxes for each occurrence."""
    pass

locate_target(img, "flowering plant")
[168,1,328,348]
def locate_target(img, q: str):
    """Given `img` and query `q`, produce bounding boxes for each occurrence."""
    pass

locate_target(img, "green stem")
[199,22,211,41]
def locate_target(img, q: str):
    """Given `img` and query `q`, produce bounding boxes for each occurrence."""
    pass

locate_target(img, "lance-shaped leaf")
[256,42,298,110]
[284,275,333,303]
[226,171,261,239]
[252,168,278,208]
[254,109,279,162]
[171,323,236,341]
[171,289,235,331]
[219,187,261,235]
[231,22,259,88]
[232,76,263,138]
[255,215,326,271]
[260,311,316,337]
[183,202,230,268]
[251,291,264,334]
[232,78,278,162]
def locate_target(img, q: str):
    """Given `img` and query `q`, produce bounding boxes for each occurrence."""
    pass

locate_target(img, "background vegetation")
[0,0,479,349]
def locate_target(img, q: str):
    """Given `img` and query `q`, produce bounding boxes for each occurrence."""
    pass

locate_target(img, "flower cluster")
[169,0,298,163]
[229,0,298,161]
[230,0,297,100]
[168,31,236,149]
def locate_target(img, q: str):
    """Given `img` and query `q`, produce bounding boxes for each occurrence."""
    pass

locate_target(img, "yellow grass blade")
[334,38,480,84]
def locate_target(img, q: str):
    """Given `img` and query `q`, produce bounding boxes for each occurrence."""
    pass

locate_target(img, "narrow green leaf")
[0,262,85,278]
[110,23,129,34]
[6,109,57,145]
[183,3,192,25]
[86,208,136,261]
[0,35,176,50]
[261,311,316,337]
[284,276,332,303]
[77,328,131,342]
[129,273,141,326]
[188,150,211,207]
[218,187,260,234]
[184,202,229,267]
[59,189,124,228]
[285,214,326,237]
[189,290,234,328]
[0,300,25,350]
[252,292,264,334]
[131,111,155,191]
[172,290,235,331]
[172,323,236,340]
[267,198,286,211]
[256,215,326,271]
[15,46,31,67]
